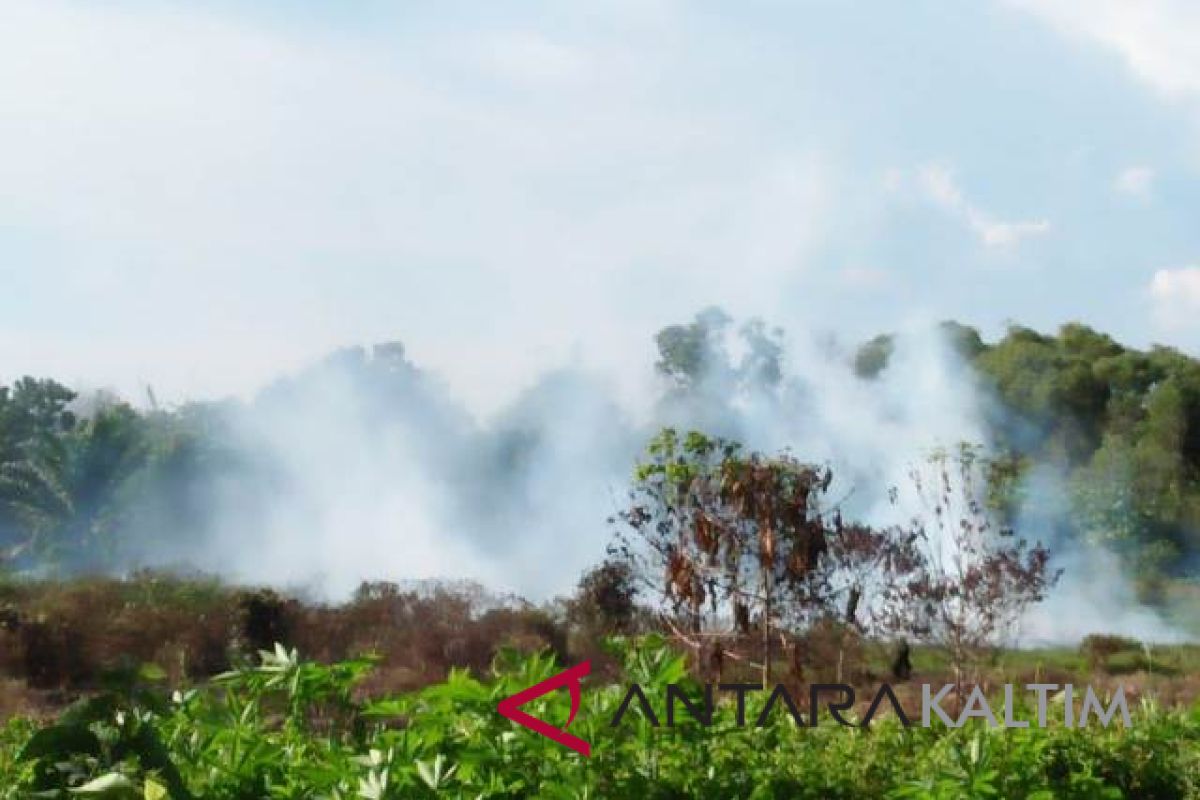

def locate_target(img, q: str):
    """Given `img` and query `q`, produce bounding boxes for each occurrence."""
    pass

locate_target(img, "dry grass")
[0,573,567,715]
[0,573,1197,719]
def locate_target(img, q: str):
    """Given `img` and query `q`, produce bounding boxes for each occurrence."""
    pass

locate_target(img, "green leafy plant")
[1,640,1196,798]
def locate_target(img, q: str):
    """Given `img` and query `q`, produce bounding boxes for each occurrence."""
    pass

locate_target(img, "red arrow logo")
[497,661,591,756]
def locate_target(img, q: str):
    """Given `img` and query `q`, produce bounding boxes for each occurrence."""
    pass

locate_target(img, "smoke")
[120,343,645,599]
[108,314,1185,643]
[1014,464,1188,644]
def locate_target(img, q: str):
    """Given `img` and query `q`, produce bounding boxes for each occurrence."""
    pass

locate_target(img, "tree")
[612,428,919,682]
[612,429,830,681]
[853,334,894,379]
[0,387,147,568]
[654,307,733,391]
[568,559,640,639]
[0,379,79,561]
[654,307,784,396]
[884,444,1060,696]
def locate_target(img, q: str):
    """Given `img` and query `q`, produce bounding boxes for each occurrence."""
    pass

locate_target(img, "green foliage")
[617,428,862,683]
[853,334,895,379]
[569,559,640,641]
[1,642,1197,798]
[653,307,784,395]
[853,320,1200,594]
[976,326,1200,562]
[4,315,1200,601]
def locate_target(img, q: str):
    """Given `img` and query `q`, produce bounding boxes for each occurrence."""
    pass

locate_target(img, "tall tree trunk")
[762,576,772,685]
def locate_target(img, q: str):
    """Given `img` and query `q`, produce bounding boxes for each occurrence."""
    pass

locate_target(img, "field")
[9,0,1200,793]
[0,575,1199,798]
[1,638,1199,798]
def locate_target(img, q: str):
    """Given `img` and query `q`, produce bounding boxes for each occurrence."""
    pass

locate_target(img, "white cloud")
[475,31,595,87]
[1005,0,1200,101]
[1114,166,1155,199]
[0,0,830,413]
[916,164,1050,248]
[882,167,905,192]
[837,265,890,290]
[1149,266,1200,330]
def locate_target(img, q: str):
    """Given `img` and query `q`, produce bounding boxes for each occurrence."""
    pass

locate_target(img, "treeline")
[0,343,469,572]
[858,322,1200,595]
[1,314,1199,600]
[0,377,230,570]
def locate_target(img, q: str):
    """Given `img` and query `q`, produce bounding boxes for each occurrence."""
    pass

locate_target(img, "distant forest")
[858,321,1200,597]
[2,315,1199,604]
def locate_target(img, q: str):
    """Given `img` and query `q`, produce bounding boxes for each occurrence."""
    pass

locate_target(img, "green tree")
[0,387,146,568]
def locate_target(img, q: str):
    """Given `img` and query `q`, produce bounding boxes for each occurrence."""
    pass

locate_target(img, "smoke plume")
[108,314,1184,643]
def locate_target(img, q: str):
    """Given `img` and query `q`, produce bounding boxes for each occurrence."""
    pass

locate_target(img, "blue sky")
[2,0,1200,414]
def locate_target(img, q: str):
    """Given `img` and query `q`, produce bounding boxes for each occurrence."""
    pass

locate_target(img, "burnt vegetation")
[1,311,1199,715]
[610,429,1059,696]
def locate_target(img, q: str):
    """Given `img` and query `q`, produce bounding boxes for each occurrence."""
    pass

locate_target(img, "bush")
[1,639,1197,798]
[1081,634,1142,673]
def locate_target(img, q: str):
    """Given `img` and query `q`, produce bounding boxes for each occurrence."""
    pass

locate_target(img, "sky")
[3,0,1200,417]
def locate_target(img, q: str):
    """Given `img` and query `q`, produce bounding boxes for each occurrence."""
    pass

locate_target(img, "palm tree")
[0,380,144,569]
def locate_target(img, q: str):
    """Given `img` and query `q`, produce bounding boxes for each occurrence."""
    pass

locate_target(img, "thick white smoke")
[1014,465,1188,644]
[120,317,1184,643]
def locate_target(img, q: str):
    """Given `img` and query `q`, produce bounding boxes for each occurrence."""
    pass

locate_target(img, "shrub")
[1081,634,1142,673]
[0,639,1197,798]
